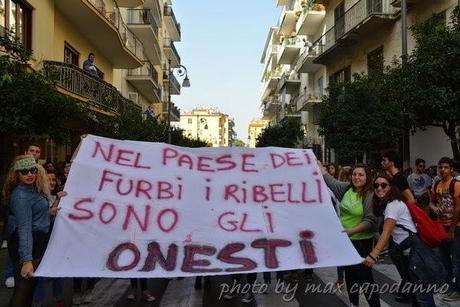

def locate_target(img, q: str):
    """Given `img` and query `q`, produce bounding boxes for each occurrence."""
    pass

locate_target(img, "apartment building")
[247,119,269,148]
[0,0,183,162]
[180,108,229,147]
[261,0,457,164]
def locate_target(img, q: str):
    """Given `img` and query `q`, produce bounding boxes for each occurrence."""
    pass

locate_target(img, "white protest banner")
[36,134,362,278]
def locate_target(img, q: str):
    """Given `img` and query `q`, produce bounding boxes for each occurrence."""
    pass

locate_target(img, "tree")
[231,139,247,147]
[0,31,86,143]
[389,7,460,159]
[256,117,304,148]
[227,118,237,146]
[318,74,403,164]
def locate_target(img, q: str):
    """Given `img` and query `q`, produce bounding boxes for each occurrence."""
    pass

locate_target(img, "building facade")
[247,119,269,148]
[180,108,229,147]
[260,0,457,165]
[0,0,183,165]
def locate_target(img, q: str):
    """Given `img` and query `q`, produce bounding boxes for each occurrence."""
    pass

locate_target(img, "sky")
[173,0,280,142]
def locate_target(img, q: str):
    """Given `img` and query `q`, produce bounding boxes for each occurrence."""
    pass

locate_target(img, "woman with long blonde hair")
[2,155,64,306]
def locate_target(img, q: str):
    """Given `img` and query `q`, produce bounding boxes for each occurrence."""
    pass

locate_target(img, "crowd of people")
[1,143,460,307]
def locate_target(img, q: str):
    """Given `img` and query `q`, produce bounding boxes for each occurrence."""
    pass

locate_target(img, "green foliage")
[0,31,86,143]
[256,117,304,148]
[385,7,460,158]
[318,74,403,163]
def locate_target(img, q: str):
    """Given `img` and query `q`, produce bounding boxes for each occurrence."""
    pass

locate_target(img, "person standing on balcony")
[83,53,98,77]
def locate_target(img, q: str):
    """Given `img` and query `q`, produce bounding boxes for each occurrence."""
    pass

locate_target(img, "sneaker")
[126,290,136,300]
[1,240,7,248]
[142,290,156,302]
[5,277,14,288]
[442,291,460,302]
[82,289,94,304]
[72,293,82,305]
[241,292,255,303]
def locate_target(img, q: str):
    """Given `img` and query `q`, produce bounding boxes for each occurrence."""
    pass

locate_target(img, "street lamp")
[167,58,190,144]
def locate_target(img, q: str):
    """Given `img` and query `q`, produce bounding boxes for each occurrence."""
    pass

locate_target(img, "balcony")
[391,0,420,7]
[280,102,300,120]
[262,96,281,120]
[163,70,181,95]
[278,37,303,64]
[116,0,144,7]
[278,3,298,36]
[295,42,323,73]
[278,72,301,94]
[126,62,161,103]
[314,0,396,64]
[54,0,144,68]
[296,90,322,111]
[160,102,180,122]
[43,61,141,114]
[164,5,181,41]
[260,69,282,101]
[127,9,161,65]
[164,38,181,68]
[297,5,326,36]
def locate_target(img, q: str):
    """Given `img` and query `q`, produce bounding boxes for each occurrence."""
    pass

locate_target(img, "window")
[330,66,351,84]
[334,2,345,39]
[1,0,32,50]
[367,46,384,76]
[317,77,324,97]
[187,118,192,124]
[64,42,80,66]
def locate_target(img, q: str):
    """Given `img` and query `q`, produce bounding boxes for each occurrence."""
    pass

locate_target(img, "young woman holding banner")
[2,155,66,306]
[320,162,381,307]
[364,175,437,307]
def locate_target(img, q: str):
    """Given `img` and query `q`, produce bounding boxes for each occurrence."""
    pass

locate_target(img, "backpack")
[399,200,447,248]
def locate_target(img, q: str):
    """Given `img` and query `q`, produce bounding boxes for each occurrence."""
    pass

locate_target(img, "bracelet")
[368,254,377,262]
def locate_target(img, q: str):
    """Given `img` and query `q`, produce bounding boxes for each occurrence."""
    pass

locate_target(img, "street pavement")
[0,247,458,307]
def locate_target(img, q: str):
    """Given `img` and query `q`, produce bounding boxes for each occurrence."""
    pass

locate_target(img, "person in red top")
[429,157,460,302]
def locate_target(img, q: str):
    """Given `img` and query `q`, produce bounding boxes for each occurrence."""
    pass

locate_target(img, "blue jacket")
[9,184,50,262]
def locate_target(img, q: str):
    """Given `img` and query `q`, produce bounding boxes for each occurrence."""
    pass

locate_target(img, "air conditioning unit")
[128,92,139,104]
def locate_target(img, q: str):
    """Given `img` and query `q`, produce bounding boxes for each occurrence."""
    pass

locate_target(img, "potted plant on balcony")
[312,3,325,11]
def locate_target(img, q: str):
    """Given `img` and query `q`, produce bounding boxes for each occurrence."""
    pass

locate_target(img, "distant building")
[248,120,269,148]
[180,108,229,147]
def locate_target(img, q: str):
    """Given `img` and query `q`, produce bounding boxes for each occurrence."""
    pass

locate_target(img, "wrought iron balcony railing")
[43,61,140,113]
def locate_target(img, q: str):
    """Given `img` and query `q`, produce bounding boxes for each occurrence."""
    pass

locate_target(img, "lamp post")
[167,58,190,144]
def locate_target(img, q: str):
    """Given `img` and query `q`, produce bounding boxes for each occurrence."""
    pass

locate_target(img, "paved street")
[0,247,457,307]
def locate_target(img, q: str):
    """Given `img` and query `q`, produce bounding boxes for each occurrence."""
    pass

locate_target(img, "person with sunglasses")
[2,155,65,306]
[319,162,380,307]
[364,175,437,306]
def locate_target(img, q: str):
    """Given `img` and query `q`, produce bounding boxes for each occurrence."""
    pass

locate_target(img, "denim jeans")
[4,254,14,278]
[452,227,460,293]
[33,277,63,304]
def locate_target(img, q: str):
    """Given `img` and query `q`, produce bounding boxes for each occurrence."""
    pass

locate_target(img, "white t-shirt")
[384,200,417,244]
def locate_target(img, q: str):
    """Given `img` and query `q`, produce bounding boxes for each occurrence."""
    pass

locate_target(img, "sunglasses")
[373,182,389,189]
[18,167,38,176]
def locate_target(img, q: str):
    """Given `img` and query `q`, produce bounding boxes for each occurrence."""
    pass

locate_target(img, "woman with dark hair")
[364,175,435,306]
[328,163,339,179]
[320,162,380,307]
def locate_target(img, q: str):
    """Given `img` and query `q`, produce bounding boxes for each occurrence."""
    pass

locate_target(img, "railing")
[127,9,159,35]
[128,61,158,80]
[87,0,144,60]
[170,73,181,90]
[164,38,181,65]
[162,102,180,119]
[313,0,394,56]
[163,5,181,36]
[43,60,140,113]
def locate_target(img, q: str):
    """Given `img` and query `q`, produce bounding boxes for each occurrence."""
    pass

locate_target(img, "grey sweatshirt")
[323,174,377,232]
